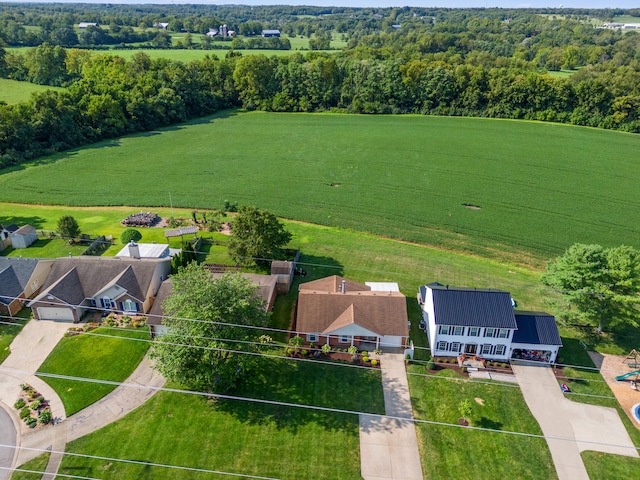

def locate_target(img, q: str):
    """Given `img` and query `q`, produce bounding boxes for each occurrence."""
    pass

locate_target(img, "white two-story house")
[418,283,561,363]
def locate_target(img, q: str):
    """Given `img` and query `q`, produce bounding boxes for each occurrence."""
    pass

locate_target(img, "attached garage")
[36,307,74,322]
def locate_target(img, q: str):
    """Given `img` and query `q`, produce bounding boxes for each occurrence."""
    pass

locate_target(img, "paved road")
[513,364,638,480]
[360,352,423,480]
[0,405,17,480]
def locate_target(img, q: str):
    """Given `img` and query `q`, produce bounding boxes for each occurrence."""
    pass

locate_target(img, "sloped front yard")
[55,357,384,479]
[38,327,151,416]
[407,366,557,479]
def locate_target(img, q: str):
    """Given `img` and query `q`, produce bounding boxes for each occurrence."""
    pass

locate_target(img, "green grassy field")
[56,357,383,479]
[38,327,151,416]
[408,367,557,479]
[0,78,63,104]
[1,111,639,263]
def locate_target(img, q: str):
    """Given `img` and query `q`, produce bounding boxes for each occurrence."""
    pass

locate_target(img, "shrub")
[348,345,358,355]
[300,349,308,357]
[361,351,369,357]
[371,359,378,366]
[501,363,508,368]
[286,348,294,356]
[427,360,436,371]
[132,321,140,328]
[362,356,369,363]
[138,316,147,326]
[309,342,315,349]
[14,399,25,409]
[289,335,304,348]
[38,410,52,424]
[27,418,37,428]
[120,228,142,245]
[30,399,41,410]
[321,344,331,354]
[373,349,382,355]
[20,407,31,419]
[461,367,468,373]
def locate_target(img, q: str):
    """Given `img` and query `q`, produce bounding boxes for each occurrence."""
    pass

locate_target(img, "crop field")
[1,111,639,261]
[0,78,63,104]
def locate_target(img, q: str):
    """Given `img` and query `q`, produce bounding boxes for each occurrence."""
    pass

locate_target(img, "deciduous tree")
[228,206,292,265]
[541,243,640,332]
[150,265,269,392]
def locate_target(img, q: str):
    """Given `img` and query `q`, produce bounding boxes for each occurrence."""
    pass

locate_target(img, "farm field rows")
[1,111,639,262]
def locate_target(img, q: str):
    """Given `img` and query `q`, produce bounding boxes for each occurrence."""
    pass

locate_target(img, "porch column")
[351,336,354,347]
[376,337,380,350]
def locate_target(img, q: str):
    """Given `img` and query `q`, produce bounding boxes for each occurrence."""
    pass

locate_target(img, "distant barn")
[261,29,280,38]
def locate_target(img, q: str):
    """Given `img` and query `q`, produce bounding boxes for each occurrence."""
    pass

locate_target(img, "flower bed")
[14,383,52,429]
[66,314,147,337]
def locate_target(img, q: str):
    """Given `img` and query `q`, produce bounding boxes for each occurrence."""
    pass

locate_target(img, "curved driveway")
[0,405,17,480]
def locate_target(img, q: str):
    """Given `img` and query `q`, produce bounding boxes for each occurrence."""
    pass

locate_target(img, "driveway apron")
[360,352,423,480]
[513,364,638,480]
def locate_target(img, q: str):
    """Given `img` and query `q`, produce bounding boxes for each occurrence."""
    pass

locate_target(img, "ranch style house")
[295,276,409,349]
[418,283,562,363]
[28,256,171,322]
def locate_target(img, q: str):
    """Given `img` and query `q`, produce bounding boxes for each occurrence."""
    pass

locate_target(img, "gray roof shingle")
[429,285,517,329]
[513,312,562,346]
[0,258,39,305]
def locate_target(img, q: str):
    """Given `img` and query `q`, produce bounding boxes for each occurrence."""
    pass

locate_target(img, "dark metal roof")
[513,312,562,346]
[429,285,517,329]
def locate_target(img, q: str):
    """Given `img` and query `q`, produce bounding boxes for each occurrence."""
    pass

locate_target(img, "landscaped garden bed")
[65,314,147,337]
[284,337,381,368]
[14,383,52,429]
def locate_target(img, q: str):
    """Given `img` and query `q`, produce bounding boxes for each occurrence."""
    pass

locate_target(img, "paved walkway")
[0,319,69,479]
[0,405,17,480]
[18,354,165,467]
[360,353,423,480]
[513,364,638,480]
[0,319,165,478]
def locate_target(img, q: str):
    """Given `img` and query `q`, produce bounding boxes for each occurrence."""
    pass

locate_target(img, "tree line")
[2,35,639,169]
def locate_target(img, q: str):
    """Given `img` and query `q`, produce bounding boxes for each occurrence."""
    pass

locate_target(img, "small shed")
[10,225,37,249]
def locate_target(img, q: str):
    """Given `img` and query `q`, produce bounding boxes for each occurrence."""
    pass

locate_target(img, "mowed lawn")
[407,367,557,479]
[38,327,151,416]
[0,78,64,104]
[56,357,383,479]
[1,112,638,260]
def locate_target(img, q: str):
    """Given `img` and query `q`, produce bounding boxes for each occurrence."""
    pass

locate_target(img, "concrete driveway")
[513,364,638,480]
[0,406,17,480]
[0,319,69,476]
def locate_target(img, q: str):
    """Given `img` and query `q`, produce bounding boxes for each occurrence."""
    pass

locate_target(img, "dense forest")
[1,4,640,168]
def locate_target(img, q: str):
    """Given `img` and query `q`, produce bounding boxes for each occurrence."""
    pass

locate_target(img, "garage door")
[37,307,74,322]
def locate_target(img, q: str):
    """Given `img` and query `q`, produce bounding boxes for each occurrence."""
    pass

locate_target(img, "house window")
[495,345,506,356]
[481,344,492,355]
[437,341,448,351]
[438,325,450,335]
[308,334,318,342]
[484,328,496,338]
[450,342,461,353]
[453,326,464,336]
[498,329,509,339]
[101,297,112,309]
[340,335,349,343]
[468,327,480,337]
[123,299,137,312]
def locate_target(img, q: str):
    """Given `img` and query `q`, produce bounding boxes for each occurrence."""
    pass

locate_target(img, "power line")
[0,365,637,454]
[0,466,99,480]
[0,445,279,479]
